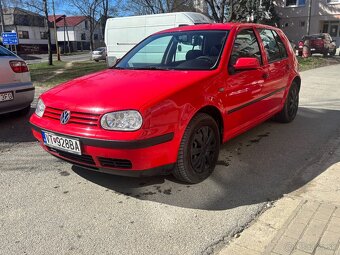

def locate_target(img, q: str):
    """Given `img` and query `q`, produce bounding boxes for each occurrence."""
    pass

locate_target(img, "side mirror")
[233,57,260,71]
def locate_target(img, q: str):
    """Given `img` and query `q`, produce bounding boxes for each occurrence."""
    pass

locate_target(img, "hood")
[42,69,216,114]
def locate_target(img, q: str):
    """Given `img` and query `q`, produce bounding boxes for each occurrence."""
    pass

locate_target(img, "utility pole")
[307,0,312,35]
[0,0,5,34]
[43,0,52,65]
[52,0,61,61]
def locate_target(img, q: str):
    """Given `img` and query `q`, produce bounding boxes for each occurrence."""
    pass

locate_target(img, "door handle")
[262,73,269,79]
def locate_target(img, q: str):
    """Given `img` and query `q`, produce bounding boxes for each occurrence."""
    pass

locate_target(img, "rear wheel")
[274,82,299,123]
[330,49,336,56]
[173,113,220,184]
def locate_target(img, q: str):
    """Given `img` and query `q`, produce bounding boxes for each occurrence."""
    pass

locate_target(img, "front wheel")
[173,113,220,184]
[274,82,299,123]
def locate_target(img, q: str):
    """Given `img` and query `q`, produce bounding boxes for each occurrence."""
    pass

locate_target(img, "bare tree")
[123,0,196,15]
[204,0,279,24]
[21,0,53,65]
[68,0,101,51]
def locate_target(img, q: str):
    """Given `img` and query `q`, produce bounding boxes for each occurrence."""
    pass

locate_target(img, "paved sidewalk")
[219,132,340,255]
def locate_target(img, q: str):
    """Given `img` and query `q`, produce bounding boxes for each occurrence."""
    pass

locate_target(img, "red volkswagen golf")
[30,23,300,183]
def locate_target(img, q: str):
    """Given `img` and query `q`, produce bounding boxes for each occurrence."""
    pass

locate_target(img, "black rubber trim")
[228,87,286,114]
[16,87,35,93]
[30,123,174,149]
[73,163,175,177]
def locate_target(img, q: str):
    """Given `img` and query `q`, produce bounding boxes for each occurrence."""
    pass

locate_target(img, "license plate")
[0,92,13,102]
[42,131,81,155]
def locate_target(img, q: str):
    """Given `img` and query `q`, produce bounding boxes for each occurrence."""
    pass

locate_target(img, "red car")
[298,33,337,56]
[30,23,300,184]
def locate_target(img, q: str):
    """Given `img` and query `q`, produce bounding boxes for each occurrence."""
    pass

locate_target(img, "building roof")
[55,16,87,27]
[48,15,66,24]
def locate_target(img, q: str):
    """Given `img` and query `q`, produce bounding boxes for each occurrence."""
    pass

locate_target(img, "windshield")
[0,46,16,57]
[115,30,229,71]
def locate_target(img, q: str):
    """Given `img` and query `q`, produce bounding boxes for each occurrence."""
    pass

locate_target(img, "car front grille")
[98,157,132,169]
[44,106,100,127]
[48,147,96,166]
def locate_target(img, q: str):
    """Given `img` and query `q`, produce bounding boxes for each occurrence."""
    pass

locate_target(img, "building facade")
[275,0,340,44]
[1,7,56,53]
[50,16,104,52]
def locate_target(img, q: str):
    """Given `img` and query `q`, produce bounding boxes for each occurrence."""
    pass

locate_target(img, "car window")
[174,35,203,62]
[116,30,229,70]
[258,29,282,63]
[125,36,173,67]
[229,29,262,70]
[272,30,288,58]
[0,46,15,57]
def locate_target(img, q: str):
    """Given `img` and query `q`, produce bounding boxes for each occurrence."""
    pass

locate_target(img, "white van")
[104,12,212,66]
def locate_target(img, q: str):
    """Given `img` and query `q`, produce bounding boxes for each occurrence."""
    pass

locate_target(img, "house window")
[18,31,29,39]
[286,0,305,6]
[300,21,305,27]
[40,32,48,39]
[84,20,88,30]
[94,34,98,40]
[81,33,86,40]
[327,0,340,3]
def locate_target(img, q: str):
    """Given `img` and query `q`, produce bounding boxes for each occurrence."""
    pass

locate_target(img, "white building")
[1,7,56,53]
[49,15,103,52]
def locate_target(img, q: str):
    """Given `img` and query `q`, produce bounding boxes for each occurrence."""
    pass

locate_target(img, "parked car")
[30,23,300,184]
[92,47,107,62]
[0,46,34,115]
[105,12,212,67]
[298,33,337,56]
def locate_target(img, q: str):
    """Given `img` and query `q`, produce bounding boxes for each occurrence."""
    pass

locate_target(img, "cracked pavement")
[0,65,340,254]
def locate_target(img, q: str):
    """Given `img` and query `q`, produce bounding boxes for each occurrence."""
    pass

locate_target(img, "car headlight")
[100,110,143,131]
[35,98,45,117]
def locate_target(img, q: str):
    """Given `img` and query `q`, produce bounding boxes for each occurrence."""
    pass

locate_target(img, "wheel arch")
[292,75,301,92]
[195,105,224,144]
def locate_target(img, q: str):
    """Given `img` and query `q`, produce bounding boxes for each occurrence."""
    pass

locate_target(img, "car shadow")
[73,107,340,211]
[0,108,36,143]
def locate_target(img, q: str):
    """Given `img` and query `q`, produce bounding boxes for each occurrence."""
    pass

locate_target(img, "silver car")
[91,47,107,62]
[0,46,34,115]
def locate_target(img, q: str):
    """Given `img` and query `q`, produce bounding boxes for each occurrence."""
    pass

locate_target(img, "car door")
[222,28,267,137]
[256,29,290,113]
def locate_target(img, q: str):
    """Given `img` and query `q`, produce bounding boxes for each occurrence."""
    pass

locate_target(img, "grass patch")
[30,61,107,87]
[298,56,340,72]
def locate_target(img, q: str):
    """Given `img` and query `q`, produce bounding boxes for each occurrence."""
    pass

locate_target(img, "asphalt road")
[1,65,340,255]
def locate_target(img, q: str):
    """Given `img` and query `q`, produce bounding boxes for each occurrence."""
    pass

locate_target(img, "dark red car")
[298,33,337,56]
[30,23,300,183]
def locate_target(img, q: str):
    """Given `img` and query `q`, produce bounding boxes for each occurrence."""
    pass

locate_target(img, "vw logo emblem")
[60,110,71,125]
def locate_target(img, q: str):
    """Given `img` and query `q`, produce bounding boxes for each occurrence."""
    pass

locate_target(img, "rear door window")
[272,31,288,58]
[0,46,15,57]
[258,29,282,62]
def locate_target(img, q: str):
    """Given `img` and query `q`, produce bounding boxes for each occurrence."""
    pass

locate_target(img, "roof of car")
[156,22,279,34]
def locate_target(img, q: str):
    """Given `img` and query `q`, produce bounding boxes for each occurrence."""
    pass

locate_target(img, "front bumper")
[0,82,34,114]
[30,123,178,176]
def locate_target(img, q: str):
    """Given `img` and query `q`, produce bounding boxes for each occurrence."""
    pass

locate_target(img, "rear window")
[0,46,16,57]
[302,34,325,40]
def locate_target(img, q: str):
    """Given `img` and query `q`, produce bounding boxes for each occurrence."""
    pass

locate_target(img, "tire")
[330,49,336,56]
[323,49,328,57]
[95,60,99,62]
[173,113,220,184]
[274,82,299,123]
